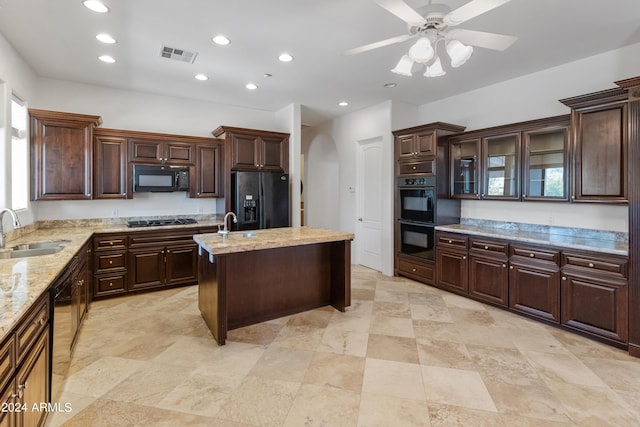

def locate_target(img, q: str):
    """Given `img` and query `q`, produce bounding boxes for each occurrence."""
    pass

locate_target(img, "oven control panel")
[401,177,432,186]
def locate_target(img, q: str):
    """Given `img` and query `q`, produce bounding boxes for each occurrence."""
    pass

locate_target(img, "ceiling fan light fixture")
[446,39,473,68]
[424,56,446,77]
[391,55,414,76]
[408,37,434,63]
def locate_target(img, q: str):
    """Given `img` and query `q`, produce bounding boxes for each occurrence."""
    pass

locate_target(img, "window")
[11,94,28,210]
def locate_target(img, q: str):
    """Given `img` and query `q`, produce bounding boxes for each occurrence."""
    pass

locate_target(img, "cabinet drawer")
[94,235,127,251]
[398,159,435,176]
[95,253,126,271]
[470,238,508,256]
[0,335,14,391]
[436,232,468,249]
[15,296,49,364]
[398,258,434,283]
[510,245,560,264]
[95,274,127,295]
[129,232,195,247]
[562,252,628,278]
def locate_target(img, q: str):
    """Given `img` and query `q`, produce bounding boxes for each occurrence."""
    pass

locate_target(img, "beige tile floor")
[47,265,640,426]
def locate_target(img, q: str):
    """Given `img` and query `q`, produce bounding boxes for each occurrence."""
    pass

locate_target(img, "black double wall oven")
[398,176,436,261]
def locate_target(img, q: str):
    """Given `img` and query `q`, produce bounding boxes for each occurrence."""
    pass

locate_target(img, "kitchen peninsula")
[193,227,355,345]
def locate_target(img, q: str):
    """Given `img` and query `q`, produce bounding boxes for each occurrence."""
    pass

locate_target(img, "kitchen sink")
[0,240,68,259]
[243,232,257,238]
[10,240,69,251]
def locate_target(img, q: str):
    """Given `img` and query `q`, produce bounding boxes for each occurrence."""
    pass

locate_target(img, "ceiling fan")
[344,0,518,77]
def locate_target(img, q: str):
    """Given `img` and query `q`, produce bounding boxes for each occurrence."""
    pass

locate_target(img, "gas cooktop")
[126,218,198,228]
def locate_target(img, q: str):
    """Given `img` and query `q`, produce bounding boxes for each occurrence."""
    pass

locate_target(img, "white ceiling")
[1,0,640,126]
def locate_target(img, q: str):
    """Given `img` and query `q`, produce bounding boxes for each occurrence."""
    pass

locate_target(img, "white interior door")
[356,137,383,271]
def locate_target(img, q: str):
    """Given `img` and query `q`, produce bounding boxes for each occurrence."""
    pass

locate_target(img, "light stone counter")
[435,221,628,256]
[0,218,223,340]
[193,226,355,256]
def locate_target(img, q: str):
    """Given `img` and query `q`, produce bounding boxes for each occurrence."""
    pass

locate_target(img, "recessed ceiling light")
[245,83,258,90]
[95,33,116,44]
[384,82,397,88]
[83,0,109,13]
[338,101,349,107]
[263,73,272,78]
[212,35,230,46]
[278,53,294,62]
[194,74,208,81]
[98,55,116,63]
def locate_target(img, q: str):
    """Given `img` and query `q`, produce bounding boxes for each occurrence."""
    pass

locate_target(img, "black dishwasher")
[50,266,73,405]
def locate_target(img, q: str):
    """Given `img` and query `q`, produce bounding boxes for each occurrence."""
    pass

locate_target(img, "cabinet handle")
[411,268,417,272]
[484,245,489,250]
[34,317,46,326]
[412,166,417,170]
[110,241,114,245]
[529,253,535,258]
[109,282,113,287]
[462,256,466,260]
[588,262,595,268]
[448,240,452,244]
[509,266,514,270]
[562,276,567,281]
[502,264,507,268]
[109,260,113,264]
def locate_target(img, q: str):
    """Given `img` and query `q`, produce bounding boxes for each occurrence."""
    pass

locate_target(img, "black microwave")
[133,164,189,192]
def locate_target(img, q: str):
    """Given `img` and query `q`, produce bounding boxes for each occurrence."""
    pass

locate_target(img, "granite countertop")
[0,218,223,341]
[435,222,628,256]
[194,226,355,256]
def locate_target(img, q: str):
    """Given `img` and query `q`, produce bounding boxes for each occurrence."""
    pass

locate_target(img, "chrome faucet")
[218,212,238,239]
[0,208,22,249]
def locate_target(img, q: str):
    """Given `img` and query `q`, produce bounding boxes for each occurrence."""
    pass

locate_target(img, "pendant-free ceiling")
[344,0,518,78]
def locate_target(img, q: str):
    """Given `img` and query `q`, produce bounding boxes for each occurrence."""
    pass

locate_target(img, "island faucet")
[0,208,22,249]
[218,212,238,239]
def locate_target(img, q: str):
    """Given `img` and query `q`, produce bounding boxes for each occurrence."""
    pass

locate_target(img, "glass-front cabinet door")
[482,133,521,200]
[522,125,569,201]
[451,138,481,199]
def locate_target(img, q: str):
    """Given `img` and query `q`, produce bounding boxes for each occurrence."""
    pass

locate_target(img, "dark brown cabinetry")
[127,230,206,292]
[29,109,102,201]
[93,234,128,298]
[212,126,289,173]
[70,242,90,350]
[449,116,569,201]
[508,244,561,322]
[468,238,509,306]
[561,250,629,344]
[0,293,50,427]
[93,131,127,200]
[129,138,195,165]
[561,89,628,203]
[191,142,224,198]
[435,233,468,294]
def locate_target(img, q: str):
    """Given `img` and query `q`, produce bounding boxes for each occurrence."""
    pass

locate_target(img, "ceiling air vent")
[159,45,198,64]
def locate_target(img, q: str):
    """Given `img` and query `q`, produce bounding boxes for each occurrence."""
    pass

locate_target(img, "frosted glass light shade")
[424,56,446,77]
[446,39,473,68]
[391,55,414,76]
[408,37,434,63]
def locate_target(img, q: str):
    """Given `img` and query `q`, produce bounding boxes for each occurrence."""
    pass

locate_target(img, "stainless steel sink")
[10,240,69,250]
[0,240,67,259]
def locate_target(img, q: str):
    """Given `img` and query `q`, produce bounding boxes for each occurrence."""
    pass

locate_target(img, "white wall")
[304,101,395,276]
[413,42,640,233]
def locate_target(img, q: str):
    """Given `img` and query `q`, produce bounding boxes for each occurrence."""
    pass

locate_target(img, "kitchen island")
[193,227,355,345]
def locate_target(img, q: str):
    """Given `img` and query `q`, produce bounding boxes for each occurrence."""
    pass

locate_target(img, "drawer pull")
[109,260,113,264]
[412,268,417,272]
[484,245,489,250]
[34,317,46,326]
[412,166,417,170]
[509,266,514,270]
[462,256,467,260]
[109,282,113,287]
[448,240,452,244]
[562,276,567,281]
[109,241,114,246]
[502,264,506,268]
[588,262,595,268]
[529,253,535,258]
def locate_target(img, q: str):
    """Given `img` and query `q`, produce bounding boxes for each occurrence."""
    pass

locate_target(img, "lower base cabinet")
[434,230,629,349]
[0,293,50,427]
[396,256,434,284]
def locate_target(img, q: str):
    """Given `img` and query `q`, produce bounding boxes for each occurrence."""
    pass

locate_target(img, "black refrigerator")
[231,171,290,230]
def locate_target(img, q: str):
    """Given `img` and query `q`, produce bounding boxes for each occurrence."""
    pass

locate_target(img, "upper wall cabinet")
[560,88,628,204]
[93,130,127,200]
[29,109,102,201]
[212,126,289,173]
[191,141,224,198]
[449,116,569,202]
[393,122,465,177]
[128,138,195,165]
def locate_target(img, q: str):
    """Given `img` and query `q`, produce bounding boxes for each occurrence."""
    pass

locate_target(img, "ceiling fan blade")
[447,28,517,51]
[343,34,413,56]
[374,0,426,26]
[444,0,512,26]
